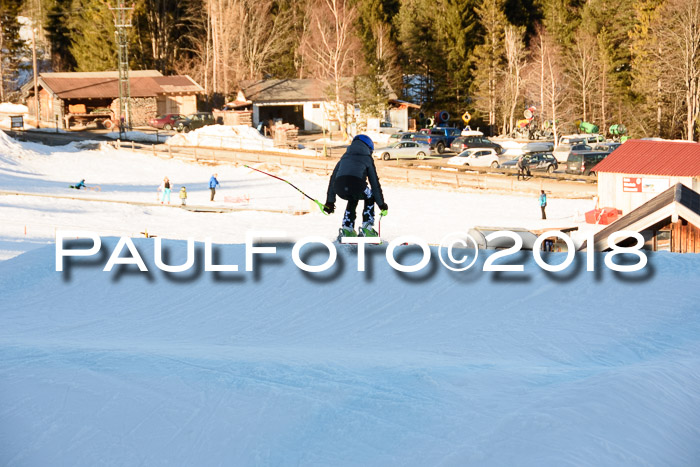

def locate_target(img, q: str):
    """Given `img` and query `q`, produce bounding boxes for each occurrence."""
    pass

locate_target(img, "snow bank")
[0,129,34,159]
[0,241,698,465]
[0,103,29,114]
[166,124,318,156]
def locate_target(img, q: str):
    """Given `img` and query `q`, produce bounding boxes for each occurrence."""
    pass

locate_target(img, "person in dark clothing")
[74,179,86,189]
[517,155,531,181]
[539,190,547,219]
[324,134,388,237]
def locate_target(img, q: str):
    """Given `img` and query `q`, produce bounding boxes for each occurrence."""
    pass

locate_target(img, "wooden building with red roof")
[594,140,700,214]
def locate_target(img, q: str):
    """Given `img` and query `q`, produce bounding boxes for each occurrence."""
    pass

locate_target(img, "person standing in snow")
[179,186,187,206]
[160,176,172,204]
[539,190,547,219]
[516,155,530,181]
[324,134,388,237]
[209,173,220,201]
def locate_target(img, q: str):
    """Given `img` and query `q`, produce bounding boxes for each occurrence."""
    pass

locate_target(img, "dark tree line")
[3,0,700,140]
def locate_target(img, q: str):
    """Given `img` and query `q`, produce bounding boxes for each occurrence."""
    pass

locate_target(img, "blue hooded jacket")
[209,175,220,189]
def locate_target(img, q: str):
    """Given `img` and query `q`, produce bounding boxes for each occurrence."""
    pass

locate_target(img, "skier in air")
[324,134,388,238]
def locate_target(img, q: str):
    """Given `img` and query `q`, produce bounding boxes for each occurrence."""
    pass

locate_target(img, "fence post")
[168,144,172,158]
[131,140,135,151]
[152,144,155,157]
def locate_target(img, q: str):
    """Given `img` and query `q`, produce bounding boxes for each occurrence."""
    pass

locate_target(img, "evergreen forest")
[2,0,700,140]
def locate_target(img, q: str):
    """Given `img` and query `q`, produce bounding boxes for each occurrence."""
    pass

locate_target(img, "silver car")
[373,141,432,160]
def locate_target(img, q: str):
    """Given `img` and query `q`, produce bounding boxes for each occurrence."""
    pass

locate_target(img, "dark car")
[502,152,559,174]
[388,132,430,145]
[149,113,186,131]
[565,151,610,176]
[174,112,216,133]
[594,142,622,152]
[450,135,503,154]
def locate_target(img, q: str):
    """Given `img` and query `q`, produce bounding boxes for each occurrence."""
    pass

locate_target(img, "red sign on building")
[623,177,642,192]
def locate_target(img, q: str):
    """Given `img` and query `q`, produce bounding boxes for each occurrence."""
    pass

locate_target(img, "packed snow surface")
[1,130,699,465]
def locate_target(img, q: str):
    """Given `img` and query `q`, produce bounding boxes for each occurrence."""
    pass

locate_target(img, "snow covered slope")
[1,240,699,465]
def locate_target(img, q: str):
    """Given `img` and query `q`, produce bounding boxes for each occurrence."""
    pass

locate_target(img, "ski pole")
[243,164,327,214]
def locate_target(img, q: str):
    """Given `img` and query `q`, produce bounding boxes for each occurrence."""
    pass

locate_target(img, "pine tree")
[46,0,77,71]
[68,0,118,72]
[471,0,507,135]
[394,0,441,106]
[0,0,27,101]
[434,0,479,114]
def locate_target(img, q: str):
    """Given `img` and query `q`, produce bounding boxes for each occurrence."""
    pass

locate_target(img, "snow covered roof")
[29,71,204,99]
[239,77,398,103]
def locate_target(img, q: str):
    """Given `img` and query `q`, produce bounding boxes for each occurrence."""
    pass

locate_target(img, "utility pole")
[31,27,40,128]
[110,2,134,139]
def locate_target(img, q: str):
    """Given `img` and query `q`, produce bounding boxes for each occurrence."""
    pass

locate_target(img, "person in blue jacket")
[539,190,547,219]
[209,173,220,201]
[324,134,388,237]
[74,179,86,189]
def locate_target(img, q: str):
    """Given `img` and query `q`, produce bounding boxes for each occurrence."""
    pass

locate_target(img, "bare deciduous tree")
[654,0,700,140]
[566,29,598,123]
[503,25,526,134]
[300,0,361,139]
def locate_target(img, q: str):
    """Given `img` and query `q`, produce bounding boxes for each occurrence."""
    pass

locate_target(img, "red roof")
[594,139,700,177]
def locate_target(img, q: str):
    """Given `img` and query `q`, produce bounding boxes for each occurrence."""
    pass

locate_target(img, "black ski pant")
[210,187,216,201]
[334,176,375,229]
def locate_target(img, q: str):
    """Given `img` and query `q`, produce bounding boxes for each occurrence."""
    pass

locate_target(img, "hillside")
[1,239,699,465]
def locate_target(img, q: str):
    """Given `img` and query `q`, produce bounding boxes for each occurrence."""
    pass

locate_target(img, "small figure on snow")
[160,176,172,204]
[516,155,530,181]
[539,190,547,220]
[72,179,86,190]
[209,173,220,201]
[324,134,388,238]
[179,186,188,206]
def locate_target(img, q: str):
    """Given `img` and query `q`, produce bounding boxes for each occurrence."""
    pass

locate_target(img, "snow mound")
[0,103,29,114]
[0,240,699,465]
[167,124,274,149]
[0,129,34,161]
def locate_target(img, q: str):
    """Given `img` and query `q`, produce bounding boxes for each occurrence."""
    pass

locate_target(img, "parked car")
[174,112,215,132]
[450,135,503,154]
[388,132,430,145]
[502,152,559,173]
[377,121,402,134]
[521,141,554,154]
[559,135,587,145]
[594,141,622,152]
[373,141,432,160]
[565,151,610,176]
[553,142,579,163]
[447,148,501,168]
[424,126,462,154]
[149,113,186,131]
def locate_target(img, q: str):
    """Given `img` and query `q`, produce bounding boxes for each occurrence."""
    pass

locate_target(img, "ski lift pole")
[243,164,327,214]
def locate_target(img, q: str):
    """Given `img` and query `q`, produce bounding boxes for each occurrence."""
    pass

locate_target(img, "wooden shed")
[582,183,700,253]
[23,71,203,129]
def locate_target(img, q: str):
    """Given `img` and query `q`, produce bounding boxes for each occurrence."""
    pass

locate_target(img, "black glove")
[323,202,335,214]
[379,203,388,216]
